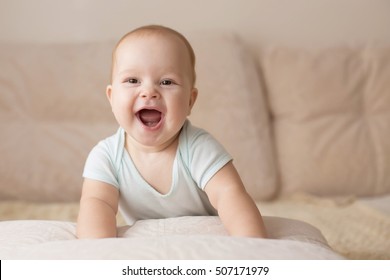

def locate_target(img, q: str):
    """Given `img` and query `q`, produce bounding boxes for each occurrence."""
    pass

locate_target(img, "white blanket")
[0,216,343,259]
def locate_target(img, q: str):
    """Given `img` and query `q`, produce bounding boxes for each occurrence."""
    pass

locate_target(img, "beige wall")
[0,0,389,48]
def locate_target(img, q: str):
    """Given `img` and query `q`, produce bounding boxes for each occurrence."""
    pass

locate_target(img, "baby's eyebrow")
[116,69,139,77]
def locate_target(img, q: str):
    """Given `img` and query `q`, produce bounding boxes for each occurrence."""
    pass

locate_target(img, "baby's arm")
[76,179,119,239]
[205,162,267,238]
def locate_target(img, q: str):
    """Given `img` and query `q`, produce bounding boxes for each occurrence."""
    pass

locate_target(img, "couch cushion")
[0,41,117,201]
[189,33,277,200]
[0,33,278,201]
[261,47,390,196]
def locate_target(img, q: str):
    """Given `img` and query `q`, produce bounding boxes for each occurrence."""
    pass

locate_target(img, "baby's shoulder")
[90,127,125,162]
[180,120,210,144]
[179,120,225,156]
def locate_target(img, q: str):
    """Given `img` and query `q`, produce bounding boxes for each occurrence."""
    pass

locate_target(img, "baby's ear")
[188,88,198,115]
[106,85,113,104]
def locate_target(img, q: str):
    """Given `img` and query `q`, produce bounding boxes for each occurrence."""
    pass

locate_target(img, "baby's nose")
[140,86,160,99]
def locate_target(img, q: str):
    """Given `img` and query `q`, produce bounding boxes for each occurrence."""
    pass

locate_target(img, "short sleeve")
[82,141,120,189]
[181,121,233,189]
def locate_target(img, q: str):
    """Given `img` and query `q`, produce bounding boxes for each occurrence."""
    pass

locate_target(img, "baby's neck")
[124,133,179,195]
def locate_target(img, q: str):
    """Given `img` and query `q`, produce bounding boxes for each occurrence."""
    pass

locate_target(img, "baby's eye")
[126,78,139,84]
[161,79,173,86]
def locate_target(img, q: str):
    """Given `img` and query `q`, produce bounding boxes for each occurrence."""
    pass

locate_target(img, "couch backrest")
[1,34,390,202]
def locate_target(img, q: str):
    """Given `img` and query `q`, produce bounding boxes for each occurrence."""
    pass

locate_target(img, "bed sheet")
[259,193,390,259]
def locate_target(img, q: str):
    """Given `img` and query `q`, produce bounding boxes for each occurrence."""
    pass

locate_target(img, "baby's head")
[110,25,196,87]
[106,25,199,150]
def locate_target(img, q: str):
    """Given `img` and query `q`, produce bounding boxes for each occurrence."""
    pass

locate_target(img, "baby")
[76,25,267,239]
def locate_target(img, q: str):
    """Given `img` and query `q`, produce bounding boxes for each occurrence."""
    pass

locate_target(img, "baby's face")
[107,33,197,151]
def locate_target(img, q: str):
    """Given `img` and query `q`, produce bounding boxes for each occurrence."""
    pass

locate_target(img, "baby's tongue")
[139,109,161,127]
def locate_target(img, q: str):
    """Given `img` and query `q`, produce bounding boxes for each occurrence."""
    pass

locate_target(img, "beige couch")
[0,32,389,259]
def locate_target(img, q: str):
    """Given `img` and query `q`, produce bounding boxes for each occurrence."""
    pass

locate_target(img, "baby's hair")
[110,25,196,86]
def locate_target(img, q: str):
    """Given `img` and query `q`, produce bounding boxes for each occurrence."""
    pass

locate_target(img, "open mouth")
[136,109,162,128]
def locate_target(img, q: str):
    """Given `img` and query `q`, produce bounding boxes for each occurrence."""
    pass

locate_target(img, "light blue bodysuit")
[83,120,232,225]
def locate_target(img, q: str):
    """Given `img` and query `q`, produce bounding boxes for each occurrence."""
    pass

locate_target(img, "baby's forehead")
[116,31,185,53]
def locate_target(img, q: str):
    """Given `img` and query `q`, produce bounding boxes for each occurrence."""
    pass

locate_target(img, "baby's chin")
[126,125,181,153]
